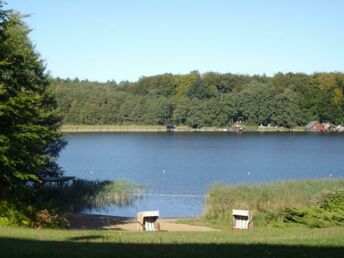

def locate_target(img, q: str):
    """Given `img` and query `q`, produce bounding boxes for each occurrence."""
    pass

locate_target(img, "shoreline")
[60,124,305,133]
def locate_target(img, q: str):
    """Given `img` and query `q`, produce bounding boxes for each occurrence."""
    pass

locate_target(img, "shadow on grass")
[0,237,343,258]
[68,235,105,241]
[67,214,135,230]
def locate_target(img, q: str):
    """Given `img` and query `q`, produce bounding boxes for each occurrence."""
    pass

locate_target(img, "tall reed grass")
[204,179,344,224]
[39,179,144,213]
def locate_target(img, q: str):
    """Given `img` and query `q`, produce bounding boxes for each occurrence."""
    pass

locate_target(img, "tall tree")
[238,82,276,125]
[0,7,65,198]
[271,88,305,128]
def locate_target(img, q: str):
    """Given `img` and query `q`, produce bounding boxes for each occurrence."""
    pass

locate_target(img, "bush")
[0,201,31,227]
[318,189,344,211]
[33,209,69,228]
[281,189,344,228]
[0,200,68,228]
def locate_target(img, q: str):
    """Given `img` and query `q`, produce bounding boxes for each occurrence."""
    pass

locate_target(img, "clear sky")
[6,0,344,82]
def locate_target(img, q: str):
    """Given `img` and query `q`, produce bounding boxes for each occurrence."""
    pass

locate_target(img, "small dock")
[42,176,76,187]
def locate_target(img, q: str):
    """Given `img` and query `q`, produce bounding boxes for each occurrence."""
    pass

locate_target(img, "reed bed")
[39,179,144,213]
[204,178,344,224]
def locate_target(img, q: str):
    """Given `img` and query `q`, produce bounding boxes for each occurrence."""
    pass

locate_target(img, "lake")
[58,132,344,217]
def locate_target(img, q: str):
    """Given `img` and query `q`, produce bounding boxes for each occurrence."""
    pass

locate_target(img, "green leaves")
[319,189,344,212]
[0,7,65,197]
[282,189,344,228]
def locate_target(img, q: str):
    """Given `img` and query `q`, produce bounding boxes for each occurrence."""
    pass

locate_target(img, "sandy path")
[68,214,220,232]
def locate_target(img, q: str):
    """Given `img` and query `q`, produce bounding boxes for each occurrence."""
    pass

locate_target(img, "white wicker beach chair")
[137,210,160,231]
[232,209,253,230]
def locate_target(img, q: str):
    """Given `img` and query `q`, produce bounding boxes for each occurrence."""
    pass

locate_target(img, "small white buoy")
[247,171,250,175]
[162,170,166,174]
[90,171,93,175]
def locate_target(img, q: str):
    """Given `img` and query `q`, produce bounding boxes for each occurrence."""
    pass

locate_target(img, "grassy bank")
[60,124,231,132]
[60,124,168,132]
[60,124,303,133]
[1,179,344,257]
[204,179,344,225]
[0,225,344,258]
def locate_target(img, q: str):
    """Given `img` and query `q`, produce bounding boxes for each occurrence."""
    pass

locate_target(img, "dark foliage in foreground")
[0,179,141,228]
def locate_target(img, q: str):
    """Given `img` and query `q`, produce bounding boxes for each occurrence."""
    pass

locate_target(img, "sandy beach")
[68,214,220,232]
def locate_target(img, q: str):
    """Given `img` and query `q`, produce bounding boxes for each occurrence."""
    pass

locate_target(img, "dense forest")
[50,71,344,128]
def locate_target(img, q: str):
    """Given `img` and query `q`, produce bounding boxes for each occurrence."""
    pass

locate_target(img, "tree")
[186,78,212,99]
[173,97,192,125]
[144,97,173,125]
[238,82,276,125]
[0,8,65,198]
[175,72,199,99]
[271,88,305,128]
[186,98,205,128]
[48,69,344,128]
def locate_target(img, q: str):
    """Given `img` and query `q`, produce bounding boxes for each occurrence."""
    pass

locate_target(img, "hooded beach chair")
[137,210,160,231]
[232,209,253,230]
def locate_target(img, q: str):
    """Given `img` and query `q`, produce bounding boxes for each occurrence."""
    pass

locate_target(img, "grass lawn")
[1,224,343,258]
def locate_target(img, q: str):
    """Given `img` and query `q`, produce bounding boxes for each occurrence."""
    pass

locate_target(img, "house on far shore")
[322,121,336,132]
[166,124,176,132]
[229,121,244,132]
[305,121,325,132]
[336,125,344,132]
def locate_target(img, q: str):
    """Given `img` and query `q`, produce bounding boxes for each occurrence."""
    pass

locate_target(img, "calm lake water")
[58,132,344,217]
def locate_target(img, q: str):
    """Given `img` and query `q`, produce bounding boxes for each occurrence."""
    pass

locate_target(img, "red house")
[305,121,325,132]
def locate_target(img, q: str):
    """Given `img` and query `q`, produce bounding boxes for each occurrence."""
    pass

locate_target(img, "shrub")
[0,201,31,227]
[318,189,344,211]
[281,189,344,228]
[33,209,68,229]
[0,200,68,228]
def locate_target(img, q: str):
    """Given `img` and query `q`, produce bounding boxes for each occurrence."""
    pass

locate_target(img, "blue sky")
[7,0,344,82]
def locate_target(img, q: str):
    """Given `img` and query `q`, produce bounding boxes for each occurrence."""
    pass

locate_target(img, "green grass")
[2,179,343,257]
[1,179,344,257]
[204,179,344,224]
[0,225,343,257]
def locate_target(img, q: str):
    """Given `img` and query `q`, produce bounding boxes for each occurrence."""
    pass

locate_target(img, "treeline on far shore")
[50,71,344,128]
